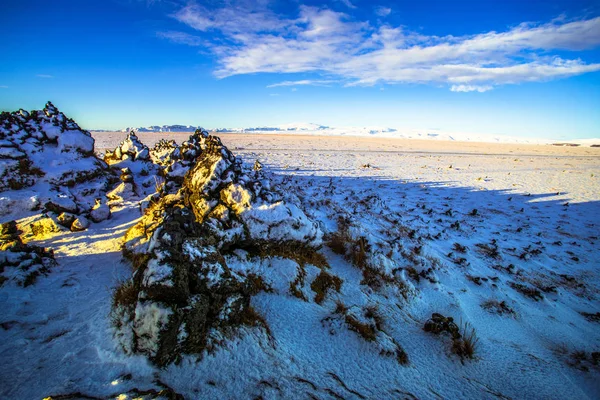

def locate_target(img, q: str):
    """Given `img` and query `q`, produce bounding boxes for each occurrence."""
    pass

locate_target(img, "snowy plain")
[1,130,599,399]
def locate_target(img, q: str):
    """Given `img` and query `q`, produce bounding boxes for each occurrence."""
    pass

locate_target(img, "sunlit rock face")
[0,221,56,287]
[113,130,323,366]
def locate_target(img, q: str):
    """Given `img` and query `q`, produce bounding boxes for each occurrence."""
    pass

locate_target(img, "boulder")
[71,216,90,232]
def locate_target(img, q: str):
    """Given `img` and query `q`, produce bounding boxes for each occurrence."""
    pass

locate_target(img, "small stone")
[71,216,90,232]
[57,212,77,228]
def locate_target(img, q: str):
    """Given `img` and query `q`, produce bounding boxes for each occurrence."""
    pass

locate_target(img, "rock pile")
[112,130,324,366]
[104,131,161,205]
[0,102,110,223]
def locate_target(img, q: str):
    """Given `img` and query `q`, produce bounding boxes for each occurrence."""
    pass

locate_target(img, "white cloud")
[166,4,600,91]
[36,74,54,79]
[450,84,493,93]
[172,3,288,35]
[337,0,356,9]
[374,6,391,17]
[267,79,336,88]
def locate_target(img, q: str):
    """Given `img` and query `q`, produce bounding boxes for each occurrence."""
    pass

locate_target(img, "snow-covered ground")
[1,127,599,399]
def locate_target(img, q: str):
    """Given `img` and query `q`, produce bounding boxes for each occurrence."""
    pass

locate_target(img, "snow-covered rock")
[113,130,326,366]
[0,221,56,287]
[0,102,109,222]
[104,131,161,202]
[89,198,111,222]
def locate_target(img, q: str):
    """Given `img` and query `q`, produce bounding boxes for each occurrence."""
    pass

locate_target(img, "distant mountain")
[214,122,330,133]
[120,125,203,133]
[101,123,599,146]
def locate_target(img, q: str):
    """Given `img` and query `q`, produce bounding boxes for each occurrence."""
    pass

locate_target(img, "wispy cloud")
[166,3,600,92]
[36,74,54,79]
[337,0,356,9]
[450,84,493,93]
[267,79,336,88]
[374,6,391,17]
[0,85,8,89]
[157,31,205,46]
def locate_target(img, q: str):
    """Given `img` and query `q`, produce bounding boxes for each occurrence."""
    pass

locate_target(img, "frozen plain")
[1,129,599,399]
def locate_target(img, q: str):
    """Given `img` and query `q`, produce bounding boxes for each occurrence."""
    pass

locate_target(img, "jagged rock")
[112,130,324,366]
[0,102,109,220]
[71,216,90,232]
[120,167,134,183]
[150,139,178,167]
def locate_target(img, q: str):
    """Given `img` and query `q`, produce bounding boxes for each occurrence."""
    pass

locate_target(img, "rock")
[0,220,18,237]
[113,130,324,366]
[57,212,77,229]
[423,313,460,338]
[71,216,90,232]
[104,133,162,199]
[89,199,111,222]
[0,223,56,287]
[105,130,149,163]
[120,167,134,183]
[45,195,78,214]
[0,102,109,219]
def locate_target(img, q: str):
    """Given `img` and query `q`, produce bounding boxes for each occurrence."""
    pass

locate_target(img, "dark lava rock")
[112,130,322,366]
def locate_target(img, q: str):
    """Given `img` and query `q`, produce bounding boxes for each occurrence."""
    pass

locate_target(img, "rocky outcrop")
[112,130,324,366]
[0,102,110,223]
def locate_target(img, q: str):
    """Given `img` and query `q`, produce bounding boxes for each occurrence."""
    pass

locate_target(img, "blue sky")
[1,0,599,139]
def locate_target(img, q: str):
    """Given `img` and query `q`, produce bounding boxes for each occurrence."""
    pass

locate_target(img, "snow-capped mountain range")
[96,123,599,146]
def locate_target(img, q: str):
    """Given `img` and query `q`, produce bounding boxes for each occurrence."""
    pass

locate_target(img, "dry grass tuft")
[252,241,329,270]
[327,232,347,255]
[289,266,308,301]
[112,280,138,310]
[344,314,377,342]
[452,320,479,361]
[334,300,348,315]
[239,305,270,334]
[481,299,515,316]
[246,273,273,295]
[311,271,343,304]
[475,243,500,259]
[509,281,543,301]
